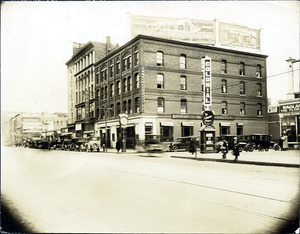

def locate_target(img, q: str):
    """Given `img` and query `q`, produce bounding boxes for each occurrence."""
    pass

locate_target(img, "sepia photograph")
[1,1,299,233]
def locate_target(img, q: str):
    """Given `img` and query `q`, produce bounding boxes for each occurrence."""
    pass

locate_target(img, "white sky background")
[1,1,299,113]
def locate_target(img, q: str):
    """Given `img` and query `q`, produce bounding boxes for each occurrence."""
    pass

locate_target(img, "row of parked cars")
[24,136,102,152]
[167,134,277,152]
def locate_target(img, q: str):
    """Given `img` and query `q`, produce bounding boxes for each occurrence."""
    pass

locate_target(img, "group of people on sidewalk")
[221,137,240,161]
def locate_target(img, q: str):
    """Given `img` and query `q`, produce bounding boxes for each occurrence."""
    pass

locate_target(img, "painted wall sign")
[202,56,212,107]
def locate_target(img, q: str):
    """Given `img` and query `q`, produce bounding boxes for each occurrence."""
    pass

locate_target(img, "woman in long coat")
[233,137,240,160]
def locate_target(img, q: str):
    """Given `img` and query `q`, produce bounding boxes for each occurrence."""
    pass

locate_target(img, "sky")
[1,1,299,114]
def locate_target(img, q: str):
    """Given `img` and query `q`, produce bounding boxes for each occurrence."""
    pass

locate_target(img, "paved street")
[1,146,299,233]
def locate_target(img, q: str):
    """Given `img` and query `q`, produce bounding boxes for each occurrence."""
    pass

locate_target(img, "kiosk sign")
[202,57,212,107]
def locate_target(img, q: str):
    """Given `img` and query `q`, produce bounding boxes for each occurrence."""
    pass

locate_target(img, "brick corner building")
[67,34,268,149]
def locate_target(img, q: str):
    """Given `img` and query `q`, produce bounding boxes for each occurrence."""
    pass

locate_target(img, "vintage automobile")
[249,134,272,151]
[168,136,200,152]
[144,135,164,153]
[85,136,101,152]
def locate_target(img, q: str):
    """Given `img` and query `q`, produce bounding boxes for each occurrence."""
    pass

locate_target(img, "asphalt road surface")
[1,146,299,233]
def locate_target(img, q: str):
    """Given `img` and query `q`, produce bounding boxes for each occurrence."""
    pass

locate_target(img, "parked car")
[85,136,101,152]
[169,136,200,152]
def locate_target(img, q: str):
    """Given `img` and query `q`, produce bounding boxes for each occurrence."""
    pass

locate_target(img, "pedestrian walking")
[233,137,240,161]
[221,139,228,159]
[116,140,121,153]
[282,135,288,151]
[189,138,197,157]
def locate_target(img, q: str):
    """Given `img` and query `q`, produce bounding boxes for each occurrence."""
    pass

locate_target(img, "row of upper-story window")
[96,73,140,101]
[155,73,263,96]
[75,51,95,73]
[220,80,263,97]
[75,73,140,105]
[96,97,140,120]
[76,97,140,121]
[157,98,264,116]
[95,46,139,83]
[156,51,263,77]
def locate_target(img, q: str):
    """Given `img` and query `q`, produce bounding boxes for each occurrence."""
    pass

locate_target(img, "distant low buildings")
[268,58,300,146]
[7,112,67,146]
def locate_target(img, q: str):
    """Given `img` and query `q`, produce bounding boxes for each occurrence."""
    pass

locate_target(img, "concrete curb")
[171,156,300,168]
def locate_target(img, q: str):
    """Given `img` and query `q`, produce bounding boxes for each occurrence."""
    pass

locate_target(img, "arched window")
[135,73,140,89]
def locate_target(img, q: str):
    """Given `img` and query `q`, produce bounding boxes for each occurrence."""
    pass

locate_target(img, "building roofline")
[65,41,106,65]
[94,34,268,66]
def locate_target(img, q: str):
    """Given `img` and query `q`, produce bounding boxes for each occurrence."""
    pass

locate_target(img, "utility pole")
[100,105,112,152]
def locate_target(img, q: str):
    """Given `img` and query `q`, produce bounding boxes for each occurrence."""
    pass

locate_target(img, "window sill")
[257,115,263,118]
[240,94,246,96]
[257,95,263,98]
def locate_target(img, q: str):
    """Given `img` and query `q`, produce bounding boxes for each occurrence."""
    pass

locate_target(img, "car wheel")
[173,146,178,152]
[92,143,98,151]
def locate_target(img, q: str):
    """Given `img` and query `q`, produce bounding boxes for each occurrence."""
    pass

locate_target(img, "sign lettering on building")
[280,103,299,113]
[202,56,212,108]
[172,114,202,119]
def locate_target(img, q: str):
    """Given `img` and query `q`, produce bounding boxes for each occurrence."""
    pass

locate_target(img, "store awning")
[182,122,194,126]
[160,122,174,127]
[237,123,243,126]
[220,122,231,127]
[145,122,153,126]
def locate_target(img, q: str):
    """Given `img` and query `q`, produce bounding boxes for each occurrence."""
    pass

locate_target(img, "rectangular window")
[128,77,132,91]
[221,60,227,74]
[240,82,245,95]
[180,76,187,90]
[181,126,193,137]
[96,72,100,84]
[157,74,164,89]
[160,126,173,142]
[109,62,114,77]
[257,103,262,116]
[221,80,227,93]
[222,101,227,115]
[128,99,132,114]
[123,78,127,93]
[116,81,120,95]
[239,62,245,76]
[157,52,163,67]
[116,102,121,115]
[181,99,187,114]
[180,55,186,69]
[240,103,245,115]
[257,83,262,96]
[256,65,262,78]
[116,61,120,74]
[157,98,164,113]
[110,83,114,97]
[135,97,140,113]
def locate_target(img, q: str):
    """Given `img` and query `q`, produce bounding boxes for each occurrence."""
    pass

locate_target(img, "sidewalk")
[170,150,300,168]
[100,148,299,168]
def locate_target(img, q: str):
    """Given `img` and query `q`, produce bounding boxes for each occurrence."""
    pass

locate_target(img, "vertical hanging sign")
[202,56,212,109]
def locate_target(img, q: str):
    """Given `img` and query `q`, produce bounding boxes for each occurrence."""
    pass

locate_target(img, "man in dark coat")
[116,140,121,153]
[233,137,240,160]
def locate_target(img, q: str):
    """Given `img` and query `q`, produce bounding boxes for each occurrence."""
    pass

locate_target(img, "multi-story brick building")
[89,35,268,148]
[65,37,118,136]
